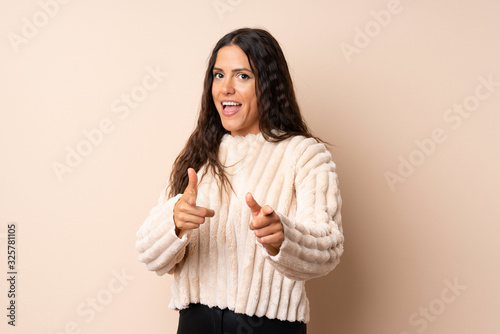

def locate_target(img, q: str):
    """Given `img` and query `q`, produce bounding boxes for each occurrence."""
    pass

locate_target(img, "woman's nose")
[222,78,235,94]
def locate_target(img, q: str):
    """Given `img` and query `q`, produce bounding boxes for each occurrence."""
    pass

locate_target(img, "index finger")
[251,214,277,229]
[262,205,274,216]
[185,204,215,218]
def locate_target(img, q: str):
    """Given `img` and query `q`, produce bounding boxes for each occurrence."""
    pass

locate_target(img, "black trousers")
[177,303,307,334]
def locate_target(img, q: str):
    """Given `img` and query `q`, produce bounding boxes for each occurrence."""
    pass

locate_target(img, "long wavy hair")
[167,27,325,198]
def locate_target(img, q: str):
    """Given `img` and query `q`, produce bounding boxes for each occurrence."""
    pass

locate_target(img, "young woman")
[136,28,344,334]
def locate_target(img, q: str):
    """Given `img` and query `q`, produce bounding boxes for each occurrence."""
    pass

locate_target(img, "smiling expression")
[212,45,260,137]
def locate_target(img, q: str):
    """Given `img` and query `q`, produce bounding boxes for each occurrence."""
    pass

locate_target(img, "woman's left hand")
[245,192,284,256]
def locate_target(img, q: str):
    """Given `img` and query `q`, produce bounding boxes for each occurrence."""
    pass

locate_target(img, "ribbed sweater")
[135,132,344,323]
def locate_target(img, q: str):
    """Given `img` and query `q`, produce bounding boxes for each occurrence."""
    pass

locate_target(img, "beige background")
[1,0,499,333]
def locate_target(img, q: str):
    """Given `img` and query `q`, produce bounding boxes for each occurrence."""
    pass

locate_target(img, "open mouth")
[222,101,242,115]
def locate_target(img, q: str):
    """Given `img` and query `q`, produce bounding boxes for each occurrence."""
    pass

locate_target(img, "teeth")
[222,101,241,106]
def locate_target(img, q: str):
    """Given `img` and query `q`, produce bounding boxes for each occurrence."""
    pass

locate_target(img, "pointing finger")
[262,205,274,216]
[205,208,215,217]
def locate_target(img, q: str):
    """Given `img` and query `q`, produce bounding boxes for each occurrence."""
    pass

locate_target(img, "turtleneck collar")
[221,131,264,145]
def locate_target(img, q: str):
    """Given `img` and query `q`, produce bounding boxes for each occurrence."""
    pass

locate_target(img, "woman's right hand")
[173,168,215,238]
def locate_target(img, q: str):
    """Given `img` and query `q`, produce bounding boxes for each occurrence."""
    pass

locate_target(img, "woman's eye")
[238,73,251,80]
[214,73,223,79]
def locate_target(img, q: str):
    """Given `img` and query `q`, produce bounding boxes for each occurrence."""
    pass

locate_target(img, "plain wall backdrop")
[1,0,499,333]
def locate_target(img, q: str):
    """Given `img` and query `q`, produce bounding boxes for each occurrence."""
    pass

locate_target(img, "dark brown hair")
[167,27,324,198]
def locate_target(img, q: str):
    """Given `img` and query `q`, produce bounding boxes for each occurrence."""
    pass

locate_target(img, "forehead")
[214,45,251,69]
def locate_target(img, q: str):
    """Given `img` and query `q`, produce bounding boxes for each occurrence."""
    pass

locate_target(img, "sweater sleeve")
[135,186,189,276]
[261,139,344,281]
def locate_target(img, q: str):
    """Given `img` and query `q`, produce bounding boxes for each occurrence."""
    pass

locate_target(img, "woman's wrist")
[263,243,281,256]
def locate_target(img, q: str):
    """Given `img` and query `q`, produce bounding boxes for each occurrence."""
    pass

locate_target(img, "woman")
[136,28,344,334]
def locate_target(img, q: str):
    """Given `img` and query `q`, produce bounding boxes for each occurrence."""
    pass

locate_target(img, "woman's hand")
[173,168,215,238]
[245,192,284,256]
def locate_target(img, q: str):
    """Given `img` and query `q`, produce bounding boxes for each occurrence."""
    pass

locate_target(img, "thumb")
[245,192,262,217]
[186,168,198,201]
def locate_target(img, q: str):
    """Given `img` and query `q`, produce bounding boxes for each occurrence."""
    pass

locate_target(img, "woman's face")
[212,45,259,137]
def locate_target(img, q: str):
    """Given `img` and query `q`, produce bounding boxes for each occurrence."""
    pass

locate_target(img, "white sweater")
[135,132,344,323]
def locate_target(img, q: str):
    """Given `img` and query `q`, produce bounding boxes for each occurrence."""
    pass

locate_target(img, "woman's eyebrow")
[213,67,253,73]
